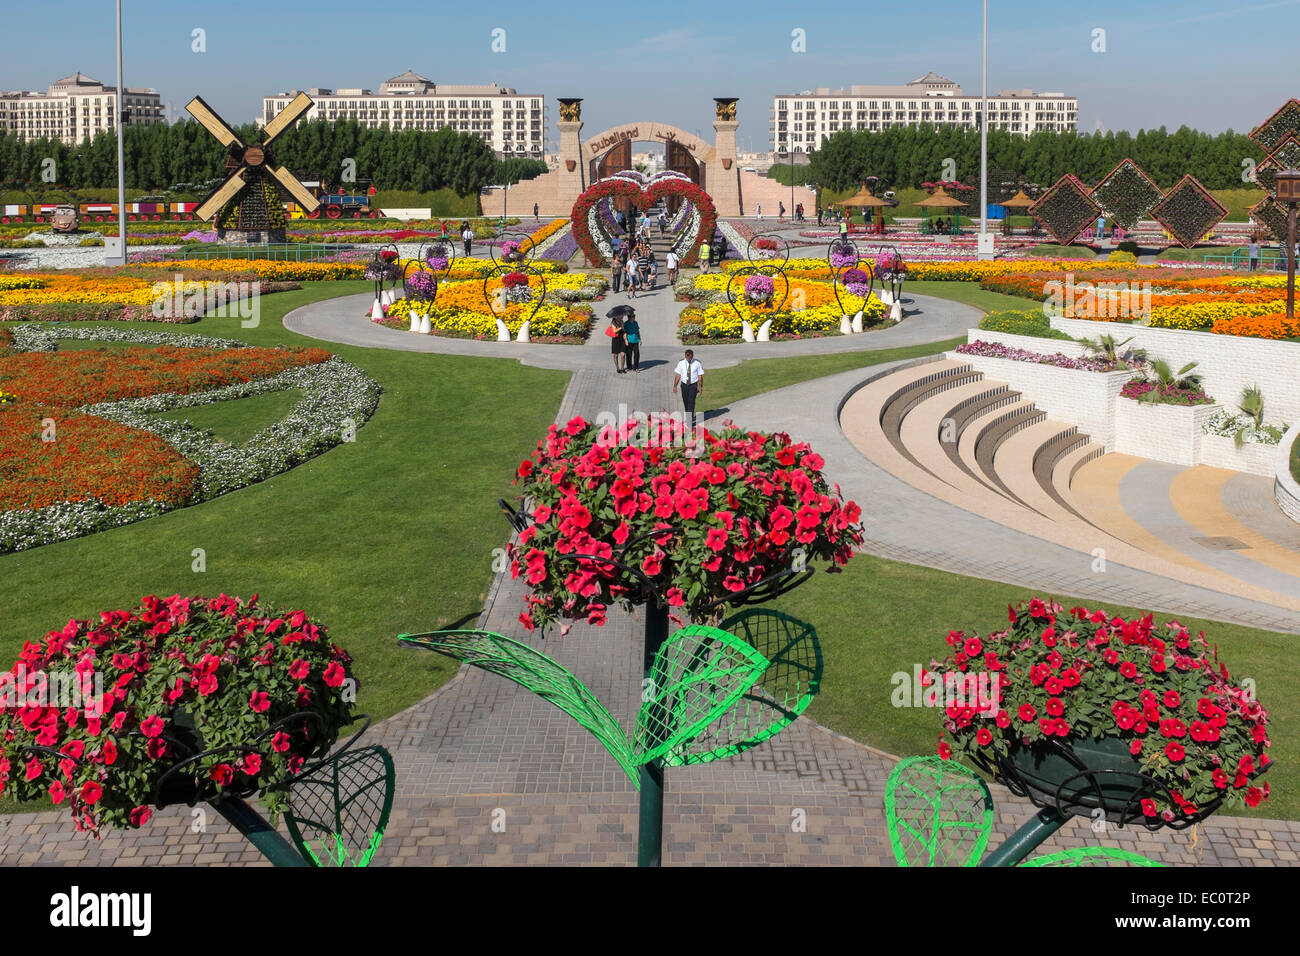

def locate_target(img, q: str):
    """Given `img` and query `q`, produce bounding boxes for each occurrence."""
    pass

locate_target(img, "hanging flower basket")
[0,594,357,836]
[932,599,1272,829]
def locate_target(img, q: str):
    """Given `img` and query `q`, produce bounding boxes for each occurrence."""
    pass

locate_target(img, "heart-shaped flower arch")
[571,175,717,267]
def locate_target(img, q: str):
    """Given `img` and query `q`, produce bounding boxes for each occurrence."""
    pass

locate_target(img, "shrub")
[978,309,1073,340]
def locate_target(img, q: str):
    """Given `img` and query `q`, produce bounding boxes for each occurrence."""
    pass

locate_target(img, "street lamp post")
[1277,170,1300,322]
[977,0,992,260]
[108,0,128,267]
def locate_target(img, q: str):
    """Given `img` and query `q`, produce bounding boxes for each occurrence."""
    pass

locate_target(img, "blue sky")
[4,0,1298,150]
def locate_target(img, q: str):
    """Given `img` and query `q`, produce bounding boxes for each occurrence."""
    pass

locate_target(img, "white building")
[771,72,1078,153]
[262,71,546,157]
[0,72,163,144]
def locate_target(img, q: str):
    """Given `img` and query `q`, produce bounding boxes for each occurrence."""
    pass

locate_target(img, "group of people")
[764,201,805,222]
[609,236,679,297]
[607,309,642,373]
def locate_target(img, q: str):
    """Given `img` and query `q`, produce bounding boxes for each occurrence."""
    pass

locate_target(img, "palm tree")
[1083,333,1147,368]
[1138,358,1202,404]
[1235,385,1265,447]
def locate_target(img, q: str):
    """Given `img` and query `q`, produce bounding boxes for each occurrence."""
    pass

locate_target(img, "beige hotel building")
[262,71,546,157]
[0,72,163,144]
[772,72,1078,153]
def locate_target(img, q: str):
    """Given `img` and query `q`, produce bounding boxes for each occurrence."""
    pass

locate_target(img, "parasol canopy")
[915,186,968,209]
[1000,189,1036,209]
[837,182,891,208]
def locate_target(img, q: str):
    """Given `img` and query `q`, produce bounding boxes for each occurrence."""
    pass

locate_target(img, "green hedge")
[978,309,1074,340]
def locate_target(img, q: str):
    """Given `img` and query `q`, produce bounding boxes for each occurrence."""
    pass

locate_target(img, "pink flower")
[241,753,262,775]
[288,659,310,680]
[248,691,271,713]
[271,731,291,753]
[139,715,165,738]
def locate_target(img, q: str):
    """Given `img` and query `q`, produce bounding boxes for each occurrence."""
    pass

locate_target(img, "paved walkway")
[2,276,1294,866]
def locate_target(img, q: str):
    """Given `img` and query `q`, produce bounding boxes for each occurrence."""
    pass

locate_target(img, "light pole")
[1277,170,1299,322]
[108,0,128,267]
[977,0,993,259]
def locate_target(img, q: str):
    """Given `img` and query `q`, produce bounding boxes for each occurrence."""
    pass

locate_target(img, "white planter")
[889,302,903,322]
[742,320,755,343]
[379,289,393,307]
[409,310,420,332]
[418,314,431,334]
[1200,433,1281,478]
[516,320,530,343]
[756,319,772,342]
[1275,423,1300,524]
[851,310,864,333]
[878,290,894,307]
[370,299,384,320]
[496,318,511,342]
[1114,399,1217,466]
[839,314,852,335]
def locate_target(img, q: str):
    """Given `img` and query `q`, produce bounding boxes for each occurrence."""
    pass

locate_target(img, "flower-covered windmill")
[186,92,320,243]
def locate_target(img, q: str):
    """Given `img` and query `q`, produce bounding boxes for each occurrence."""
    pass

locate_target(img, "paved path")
[3,277,1294,866]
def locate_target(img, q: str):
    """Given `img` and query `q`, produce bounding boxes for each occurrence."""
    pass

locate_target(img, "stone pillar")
[710,98,741,218]
[555,98,585,218]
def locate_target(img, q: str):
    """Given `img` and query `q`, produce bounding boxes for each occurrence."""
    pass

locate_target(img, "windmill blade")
[262,92,314,144]
[194,170,247,221]
[269,165,320,213]
[185,95,241,149]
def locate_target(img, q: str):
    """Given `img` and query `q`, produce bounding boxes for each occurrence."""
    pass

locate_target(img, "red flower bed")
[0,345,331,408]
[0,408,198,509]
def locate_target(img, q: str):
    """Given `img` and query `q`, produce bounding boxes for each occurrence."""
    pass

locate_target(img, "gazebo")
[837,182,892,234]
[999,189,1036,236]
[916,186,968,235]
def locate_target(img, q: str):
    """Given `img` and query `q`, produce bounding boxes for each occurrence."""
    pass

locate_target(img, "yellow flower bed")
[401,257,569,279]
[405,300,575,336]
[0,276,45,292]
[519,218,568,252]
[679,295,885,339]
[144,259,366,281]
[1148,299,1287,331]
[1,274,163,306]
[1224,274,1290,289]
[720,258,1160,282]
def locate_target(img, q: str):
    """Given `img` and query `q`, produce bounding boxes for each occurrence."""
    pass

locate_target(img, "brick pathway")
[3,277,1293,866]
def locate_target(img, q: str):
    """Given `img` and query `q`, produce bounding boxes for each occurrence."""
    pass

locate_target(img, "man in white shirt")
[755,202,763,220]
[673,349,704,431]
[665,250,679,283]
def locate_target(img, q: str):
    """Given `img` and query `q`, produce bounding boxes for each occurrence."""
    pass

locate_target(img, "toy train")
[1,180,383,226]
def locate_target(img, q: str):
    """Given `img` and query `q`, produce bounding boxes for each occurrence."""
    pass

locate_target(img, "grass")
[703,338,965,413]
[371,188,480,218]
[0,279,570,733]
[150,388,305,446]
[1211,188,1267,223]
[1024,243,1096,259]
[1292,430,1300,486]
[769,552,1299,820]
[904,279,1037,314]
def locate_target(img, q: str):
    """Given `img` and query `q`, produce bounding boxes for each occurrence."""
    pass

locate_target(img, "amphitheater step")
[993,419,1083,521]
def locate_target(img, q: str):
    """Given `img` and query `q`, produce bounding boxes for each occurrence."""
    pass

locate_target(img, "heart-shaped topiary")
[571,174,717,267]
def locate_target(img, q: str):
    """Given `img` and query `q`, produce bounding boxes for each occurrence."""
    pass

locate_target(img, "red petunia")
[80,781,103,804]
[1165,743,1185,762]
[288,659,310,680]
[1018,703,1036,722]
[139,715,165,738]
[248,691,271,713]
[322,661,346,688]
[209,764,234,786]
[271,731,291,753]
[129,805,152,827]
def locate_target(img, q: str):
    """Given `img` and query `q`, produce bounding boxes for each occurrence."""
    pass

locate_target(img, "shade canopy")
[837,182,890,208]
[915,186,968,209]
[1000,189,1036,209]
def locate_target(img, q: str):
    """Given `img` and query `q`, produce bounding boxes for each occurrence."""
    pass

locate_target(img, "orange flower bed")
[0,408,198,509]
[1209,312,1300,340]
[0,345,332,408]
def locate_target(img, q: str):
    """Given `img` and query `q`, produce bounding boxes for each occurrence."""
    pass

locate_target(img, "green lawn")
[150,388,305,446]
[704,338,964,413]
[770,553,1298,820]
[905,279,1036,314]
[1024,243,1097,259]
[0,280,570,730]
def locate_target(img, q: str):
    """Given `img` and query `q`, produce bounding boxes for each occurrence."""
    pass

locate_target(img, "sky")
[4,0,1298,152]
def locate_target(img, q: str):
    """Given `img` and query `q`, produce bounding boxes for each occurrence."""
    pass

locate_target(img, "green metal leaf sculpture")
[1019,847,1164,867]
[885,755,995,867]
[397,629,640,783]
[283,744,395,867]
[399,614,822,786]
[657,609,822,766]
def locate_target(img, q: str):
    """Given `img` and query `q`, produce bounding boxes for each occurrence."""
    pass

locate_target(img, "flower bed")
[934,598,1271,822]
[1119,379,1215,406]
[0,326,380,553]
[1202,409,1287,445]
[142,259,365,281]
[955,340,1119,372]
[0,594,355,834]
[676,272,887,342]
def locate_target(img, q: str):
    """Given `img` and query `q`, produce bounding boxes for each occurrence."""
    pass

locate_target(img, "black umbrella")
[605,305,636,319]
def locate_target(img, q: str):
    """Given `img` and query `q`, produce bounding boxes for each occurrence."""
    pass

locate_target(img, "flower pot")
[496,318,511,342]
[369,299,384,320]
[756,319,772,342]
[741,320,755,343]
[851,310,864,334]
[1007,736,1149,819]
[408,311,420,333]
[516,320,530,343]
[418,314,431,334]
[890,302,903,322]
[839,314,852,335]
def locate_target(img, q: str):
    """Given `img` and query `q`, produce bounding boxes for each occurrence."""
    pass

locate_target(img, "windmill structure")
[186,92,319,242]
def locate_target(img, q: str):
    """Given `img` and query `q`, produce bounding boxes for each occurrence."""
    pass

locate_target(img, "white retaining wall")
[1276,424,1300,523]
[1048,317,1300,424]
[381,208,433,221]
[1114,400,1216,467]
[1200,434,1281,477]
[945,349,1129,448]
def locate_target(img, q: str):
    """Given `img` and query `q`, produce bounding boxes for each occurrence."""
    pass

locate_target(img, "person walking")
[755,202,763,221]
[839,217,848,240]
[608,316,626,372]
[666,248,679,284]
[461,221,473,257]
[673,349,704,431]
[817,207,824,227]
[637,246,651,291]
[1248,237,1260,272]
[699,239,711,274]
[658,211,667,236]
[623,312,641,372]
[625,252,638,298]
[648,249,658,290]
[533,203,539,221]
[610,249,624,293]
[778,201,786,222]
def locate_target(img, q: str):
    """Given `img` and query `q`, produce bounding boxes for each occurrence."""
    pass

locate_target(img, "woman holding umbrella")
[606,305,633,373]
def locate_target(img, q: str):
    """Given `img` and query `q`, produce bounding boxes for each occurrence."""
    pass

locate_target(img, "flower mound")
[933,599,1271,822]
[0,594,356,835]
[509,415,863,630]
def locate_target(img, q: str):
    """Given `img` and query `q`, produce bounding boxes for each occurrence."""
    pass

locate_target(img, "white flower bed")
[0,325,381,553]
[1201,409,1287,446]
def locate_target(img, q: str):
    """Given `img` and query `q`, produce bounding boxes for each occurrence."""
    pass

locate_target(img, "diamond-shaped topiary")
[1151,175,1228,248]
[1029,175,1101,245]
[1251,98,1300,153]
[1092,159,1164,230]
